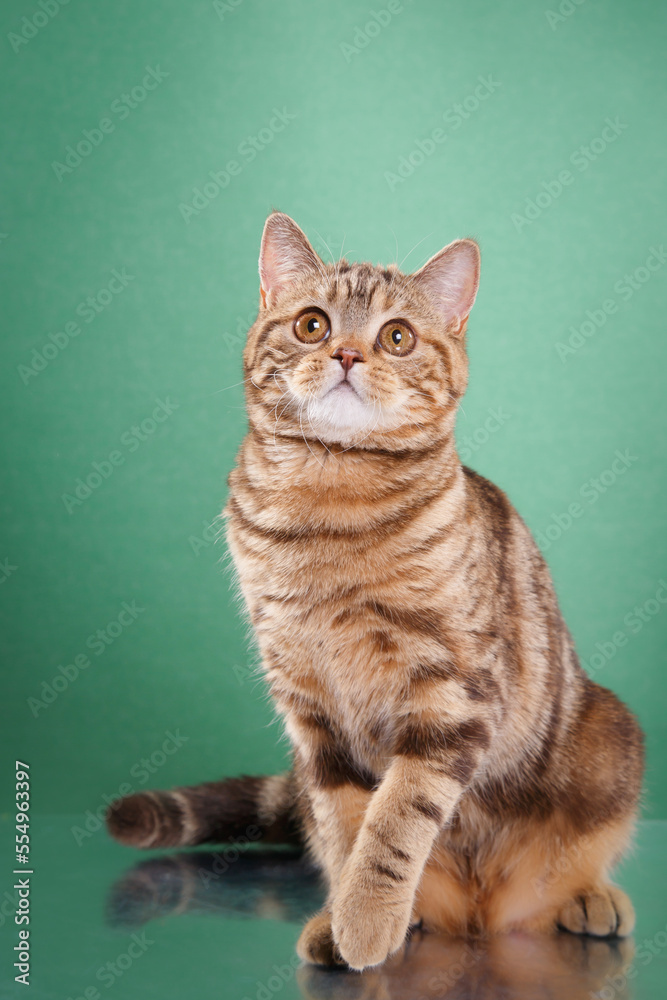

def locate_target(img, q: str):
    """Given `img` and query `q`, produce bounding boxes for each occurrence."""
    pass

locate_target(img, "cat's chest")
[226,491,457,747]
[248,573,422,750]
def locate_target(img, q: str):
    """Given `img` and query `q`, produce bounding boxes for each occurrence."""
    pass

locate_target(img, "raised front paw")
[331,866,415,971]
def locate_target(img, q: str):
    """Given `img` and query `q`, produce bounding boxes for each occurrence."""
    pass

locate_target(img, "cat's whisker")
[314,230,335,266]
[337,397,382,453]
[357,403,383,449]
[305,389,336,460]
[297,397,327,469]
[351,402,380,448]
[405,388,437,402]
[272,406,289,450]
[271,388,293,430]
[200,375,254,398]
[248,385,292,440]
[402,358,425,379]
[388,226,400,267]
[398,232,434,271]
[247,368,293,400]
[265,389,293,447]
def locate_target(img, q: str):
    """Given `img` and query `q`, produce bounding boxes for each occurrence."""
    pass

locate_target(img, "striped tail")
[105,772,302,849]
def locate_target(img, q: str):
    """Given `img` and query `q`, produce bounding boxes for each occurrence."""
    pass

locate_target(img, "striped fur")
[107,214,644,970]
[106,772,300,848]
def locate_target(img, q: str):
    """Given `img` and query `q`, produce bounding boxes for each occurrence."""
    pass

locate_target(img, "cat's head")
[243,212,480,451]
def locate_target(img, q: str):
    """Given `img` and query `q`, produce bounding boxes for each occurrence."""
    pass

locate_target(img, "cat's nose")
[331,347,364,373]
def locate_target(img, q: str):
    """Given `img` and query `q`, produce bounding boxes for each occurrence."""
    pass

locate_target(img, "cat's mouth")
[327,378,361,399]
[300,373,385,444]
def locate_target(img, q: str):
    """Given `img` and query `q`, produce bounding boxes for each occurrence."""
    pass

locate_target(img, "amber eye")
[377,320,416,356]
[294,309,330,344]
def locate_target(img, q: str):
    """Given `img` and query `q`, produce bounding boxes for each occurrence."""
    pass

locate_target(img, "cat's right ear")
[258,212,323,309]
[411,238,480,334]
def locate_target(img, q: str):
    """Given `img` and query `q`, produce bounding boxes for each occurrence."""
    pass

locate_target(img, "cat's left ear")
[412,239,480,334]
[258,212,323,309]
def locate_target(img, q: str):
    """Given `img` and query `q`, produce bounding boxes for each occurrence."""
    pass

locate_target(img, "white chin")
[305,385,379,445]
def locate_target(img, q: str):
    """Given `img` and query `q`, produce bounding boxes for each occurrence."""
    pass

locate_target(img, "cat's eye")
[293,309,330,344]
[377,320,416,357]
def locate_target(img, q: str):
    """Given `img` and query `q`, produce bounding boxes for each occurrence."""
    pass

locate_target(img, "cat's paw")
[331,871,414,971]
[557,885,635,938]
[296,911,345,967]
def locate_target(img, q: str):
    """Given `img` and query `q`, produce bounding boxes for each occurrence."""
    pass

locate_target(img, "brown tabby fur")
[107,212,644,970]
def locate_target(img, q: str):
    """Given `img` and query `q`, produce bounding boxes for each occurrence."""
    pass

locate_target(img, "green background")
[2,0,667,840]
[2,0,667,995]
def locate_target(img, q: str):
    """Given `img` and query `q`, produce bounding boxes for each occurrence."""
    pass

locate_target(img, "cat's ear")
[258,212,323,309]
[412,239,480,334]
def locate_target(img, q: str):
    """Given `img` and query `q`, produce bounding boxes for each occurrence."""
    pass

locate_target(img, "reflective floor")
[1,818,665,998]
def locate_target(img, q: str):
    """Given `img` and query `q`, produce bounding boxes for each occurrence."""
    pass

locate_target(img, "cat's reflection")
[107,850,633,1000]
[107,848,322,926]
[297,933,633,1000]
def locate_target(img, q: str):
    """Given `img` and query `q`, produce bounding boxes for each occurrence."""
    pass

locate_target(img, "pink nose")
[332,347,364,373]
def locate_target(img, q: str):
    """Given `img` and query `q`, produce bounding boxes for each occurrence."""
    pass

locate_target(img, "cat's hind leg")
[557,885,634,937]
[480,813,637,937]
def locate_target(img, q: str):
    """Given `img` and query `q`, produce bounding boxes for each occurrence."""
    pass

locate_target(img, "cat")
[106,211,644,971]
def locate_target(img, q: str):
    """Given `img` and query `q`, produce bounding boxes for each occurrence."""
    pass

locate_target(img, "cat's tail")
[105,772,302,850]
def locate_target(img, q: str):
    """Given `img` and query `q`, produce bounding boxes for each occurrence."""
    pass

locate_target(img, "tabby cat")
[107,212,644,971]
